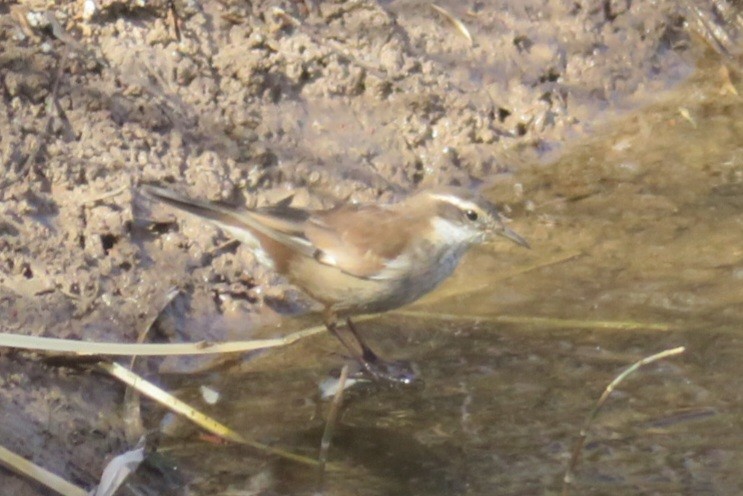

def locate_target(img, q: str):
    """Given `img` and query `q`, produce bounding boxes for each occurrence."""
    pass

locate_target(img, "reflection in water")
[155,54,741,495]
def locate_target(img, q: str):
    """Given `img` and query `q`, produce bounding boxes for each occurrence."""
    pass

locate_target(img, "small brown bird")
[143,185,528,382]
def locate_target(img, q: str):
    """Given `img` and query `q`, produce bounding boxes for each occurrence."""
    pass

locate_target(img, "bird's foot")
[358,357,419,385]
[324,316,420,385]
[320,357,419,399]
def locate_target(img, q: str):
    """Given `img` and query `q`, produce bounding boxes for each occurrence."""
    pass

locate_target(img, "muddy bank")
[0,0,740,493]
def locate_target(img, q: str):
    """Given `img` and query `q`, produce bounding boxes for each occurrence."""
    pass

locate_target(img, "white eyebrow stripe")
[429,193,479,211]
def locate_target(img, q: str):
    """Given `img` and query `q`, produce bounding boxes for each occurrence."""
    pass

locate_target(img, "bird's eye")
[465,210,478,221]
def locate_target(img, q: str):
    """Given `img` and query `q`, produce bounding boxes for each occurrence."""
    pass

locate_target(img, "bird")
[142,184,529,383]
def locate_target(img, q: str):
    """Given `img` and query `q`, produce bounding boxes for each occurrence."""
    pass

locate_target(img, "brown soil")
[0,0,737,493]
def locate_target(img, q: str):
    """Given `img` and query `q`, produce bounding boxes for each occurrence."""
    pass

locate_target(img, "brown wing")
[145,185,425,280]
[305,204,422,279]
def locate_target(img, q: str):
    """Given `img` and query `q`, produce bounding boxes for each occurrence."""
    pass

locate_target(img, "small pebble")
[82,0,97,21]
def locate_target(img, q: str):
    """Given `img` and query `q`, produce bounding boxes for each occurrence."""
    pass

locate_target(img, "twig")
[318,364,349,475]
[123,287,180,444]
[100,361,324,468]
[430,4,474,46]
[395,310,671,332]
[0,444,87,496]
[682,0,740,60]
[561,346,686,495]
[80,185,129,205]
[0,317,349,355]
[167,0,182,42]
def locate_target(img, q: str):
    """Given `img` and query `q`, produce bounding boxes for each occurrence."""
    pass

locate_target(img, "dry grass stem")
[99,361,321,467]
[318,364,349,475]
[123,287,181,443]
[430,4,474,46]
[0,322,330,356]
[0,444,87,496]
[395,310,671,331]
[561,346,686,495]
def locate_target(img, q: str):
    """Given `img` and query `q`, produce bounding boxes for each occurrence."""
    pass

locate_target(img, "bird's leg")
[323,311,373,372]
[324,315,362,360]
[345,317,382,365]
[345,317,417,385]
[322,311,417,385]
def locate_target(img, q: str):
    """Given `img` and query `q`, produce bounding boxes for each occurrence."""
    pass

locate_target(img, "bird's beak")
[497,225,530,248]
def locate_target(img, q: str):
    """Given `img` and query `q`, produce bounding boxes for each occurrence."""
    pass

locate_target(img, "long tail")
[141,185,315,259]
[141,185,240,226]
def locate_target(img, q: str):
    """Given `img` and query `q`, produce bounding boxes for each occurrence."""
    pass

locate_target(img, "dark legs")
[323,311,416,384]
[345,318,383,365]
[323,315,380,367]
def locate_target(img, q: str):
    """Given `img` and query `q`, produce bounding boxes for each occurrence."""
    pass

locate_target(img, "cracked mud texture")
[0,0,739,493]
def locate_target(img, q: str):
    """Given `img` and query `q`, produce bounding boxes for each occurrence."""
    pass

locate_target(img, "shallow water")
[147,52,743,495]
